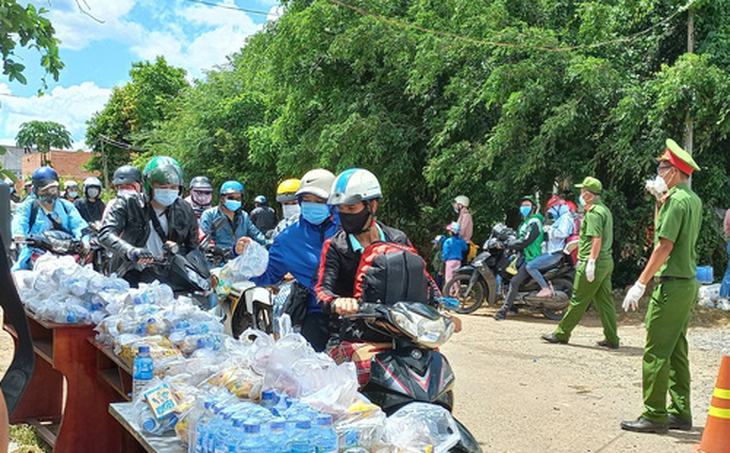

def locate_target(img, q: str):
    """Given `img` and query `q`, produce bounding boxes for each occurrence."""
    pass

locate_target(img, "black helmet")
[113,165,142,186]
[190,176,212,190]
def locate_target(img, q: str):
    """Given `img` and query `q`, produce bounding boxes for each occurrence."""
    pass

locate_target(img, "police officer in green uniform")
[620,139,702,434]
[542,177,619,348]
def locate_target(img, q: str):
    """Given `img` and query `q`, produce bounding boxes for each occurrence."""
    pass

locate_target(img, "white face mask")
[282,203,301,219]
[117,189,137,198]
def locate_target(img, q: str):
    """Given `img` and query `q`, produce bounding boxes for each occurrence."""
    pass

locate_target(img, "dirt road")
[0,305,727,452]
[443,304,730,453]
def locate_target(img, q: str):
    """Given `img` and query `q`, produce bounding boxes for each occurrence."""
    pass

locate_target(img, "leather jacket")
[99,194,199,275]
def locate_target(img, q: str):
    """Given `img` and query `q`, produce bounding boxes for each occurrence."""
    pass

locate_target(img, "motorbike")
[444,223,575,320]
[25,230,90,267]
[344,301,482,453]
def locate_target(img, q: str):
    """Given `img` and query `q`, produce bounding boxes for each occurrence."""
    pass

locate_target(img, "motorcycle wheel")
[443,275,485,314]
[540,278,573,321]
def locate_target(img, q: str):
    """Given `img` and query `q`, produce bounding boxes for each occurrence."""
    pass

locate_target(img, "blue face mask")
[301,201,330,225]
[579,195,587,207]
[154,188,179,207]
[519,206,532,217]
[224,200,242,212]
[68,191,78,198]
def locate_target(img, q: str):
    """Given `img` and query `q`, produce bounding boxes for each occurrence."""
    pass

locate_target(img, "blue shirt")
[441,235,468,262]
[11,197,89,270]
[348,225,386,253]
[200,206,266,252]
[252,216,339,313]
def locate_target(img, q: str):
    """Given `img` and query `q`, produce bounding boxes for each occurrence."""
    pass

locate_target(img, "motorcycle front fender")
[454,266,476,276]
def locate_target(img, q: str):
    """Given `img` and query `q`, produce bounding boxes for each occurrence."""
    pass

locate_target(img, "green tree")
[0,0,64,88]
[85,57,188,183]
[16,120,73,165]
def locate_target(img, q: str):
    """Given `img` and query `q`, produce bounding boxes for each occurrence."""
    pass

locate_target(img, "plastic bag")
[335,402,388,451]
[384,403,460,453]
[218,241,269,282]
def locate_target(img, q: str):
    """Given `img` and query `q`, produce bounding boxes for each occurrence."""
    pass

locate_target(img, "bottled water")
[288,420,314,453]
[268,420,289,453]
[132,345,154,401]
[238,423,267,453]
[313,415,338,453]
[224,417,245,453]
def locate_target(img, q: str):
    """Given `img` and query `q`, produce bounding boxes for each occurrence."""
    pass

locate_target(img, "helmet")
[220,180,244,196]
[447,222,461,234]
[83,176,102,190]
[254,195,266,204]
[296,169,335,200]
[113,165,142,186]
[565,200,578,213]
[545,196,566,211]
[453,195,470,208]
[32,167,59,190]
[520,195,537,206]
[189,176,212,190]
[276,178,301,203]
[328,168,381,205]
[143,156,184,193]
[64,180,78,190]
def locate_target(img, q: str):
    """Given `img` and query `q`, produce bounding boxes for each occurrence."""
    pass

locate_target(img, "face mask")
[340,207,371,234]
[40,193,59,204]
[191,190,213,207]
[224,200,242,212]
[68,191,78,199]
[519,206,532,217]
[117,189,136,198]
[282,203,300,219]
[645,175,669,200]
[453,206,459,214]
[87,188,101,199]
[301,202,330,225]
[579,195,587,207]
[154,188,179,207]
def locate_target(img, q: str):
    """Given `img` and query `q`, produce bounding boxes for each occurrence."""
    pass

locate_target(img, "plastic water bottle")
[288,420,314,453]
[132,345,154,401]
[268,420,289,453]
[238,423,267,453]
[224,417,246,453]
[313,415,337,453]
[260,390,277,411]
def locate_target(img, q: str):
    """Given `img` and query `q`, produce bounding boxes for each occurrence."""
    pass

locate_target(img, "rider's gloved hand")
[585,259,596,282]
[127,247,154,264]
[622,281,646,312]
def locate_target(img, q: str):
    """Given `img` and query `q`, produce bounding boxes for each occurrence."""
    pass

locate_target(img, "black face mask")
[340,207,372,234]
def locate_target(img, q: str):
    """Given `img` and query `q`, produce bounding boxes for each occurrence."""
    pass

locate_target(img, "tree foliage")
[96,0,730,282]
[85,57,188,183]
[16,120,72,166]
[0,0,64,88]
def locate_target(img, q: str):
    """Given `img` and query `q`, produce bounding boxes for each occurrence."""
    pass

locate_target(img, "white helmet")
[328,168,382,206]
[296,169,335,200]
[64,180,79,190]
[453,195,470,208]
[84,176,102,190]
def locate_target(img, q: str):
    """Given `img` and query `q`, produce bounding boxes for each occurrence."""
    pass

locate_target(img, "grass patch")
[8,424,51,453]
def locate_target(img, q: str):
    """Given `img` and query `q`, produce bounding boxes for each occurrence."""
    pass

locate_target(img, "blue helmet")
[254,195,266,204]
[32,166,59,190]
[220,180,244,196]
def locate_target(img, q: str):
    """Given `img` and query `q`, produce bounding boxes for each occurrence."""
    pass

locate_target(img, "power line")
[183,0,282,17]
[324,0,699,52]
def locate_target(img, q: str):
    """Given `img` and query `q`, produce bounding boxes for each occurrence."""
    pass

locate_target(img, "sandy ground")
[443,303,730,453]
[0,305,728,452]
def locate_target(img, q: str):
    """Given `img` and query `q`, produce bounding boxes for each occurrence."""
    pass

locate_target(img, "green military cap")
[575,176,602,195]
[659,139,700,174]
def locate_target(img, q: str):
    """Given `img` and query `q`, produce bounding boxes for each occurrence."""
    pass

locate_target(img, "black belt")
[654,276,694,283]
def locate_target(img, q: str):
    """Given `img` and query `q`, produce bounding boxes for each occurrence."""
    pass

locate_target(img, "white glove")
[543,225,552,235]
[622,281,646,312]
[585,259,596,282]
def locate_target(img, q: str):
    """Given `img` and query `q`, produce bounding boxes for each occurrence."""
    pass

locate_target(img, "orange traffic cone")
[696,356,730,453]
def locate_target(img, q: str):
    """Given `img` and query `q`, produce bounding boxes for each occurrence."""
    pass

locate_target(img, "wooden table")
[109,403,187,453]
[4,312,121,452]
[89,337,133,402]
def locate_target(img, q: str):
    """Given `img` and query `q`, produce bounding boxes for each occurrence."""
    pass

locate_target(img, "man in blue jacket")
[11,167,88,270]
[252,169,338,351]
[200,180,266,259]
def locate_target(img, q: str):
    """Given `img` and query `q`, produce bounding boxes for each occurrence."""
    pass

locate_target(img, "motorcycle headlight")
[391,303,456,348]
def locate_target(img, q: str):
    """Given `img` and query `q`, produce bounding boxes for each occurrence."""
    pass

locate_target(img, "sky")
[0,0,284,149]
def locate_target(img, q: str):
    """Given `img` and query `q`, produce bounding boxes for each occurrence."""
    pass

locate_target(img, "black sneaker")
[493,310,506,321]
[597,339,619,349]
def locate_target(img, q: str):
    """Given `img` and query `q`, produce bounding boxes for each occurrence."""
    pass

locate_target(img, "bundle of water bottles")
[13,254,131,324]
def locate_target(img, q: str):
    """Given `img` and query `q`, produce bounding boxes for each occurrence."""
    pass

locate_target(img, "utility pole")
[685,7,695,187]
[101,137,109,189]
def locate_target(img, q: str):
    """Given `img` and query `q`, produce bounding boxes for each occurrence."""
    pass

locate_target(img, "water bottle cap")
[232,417,245,427]
[295,420,311,429]
[138,345,150,354]
[317,414,333,426]
[270,421,286,431]
[243,423,260,433]
[142,418,157,431]
[261,389,277,401]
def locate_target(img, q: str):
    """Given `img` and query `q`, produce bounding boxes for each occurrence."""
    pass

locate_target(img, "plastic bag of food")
[335,402,388,451]
[384,403,459,453]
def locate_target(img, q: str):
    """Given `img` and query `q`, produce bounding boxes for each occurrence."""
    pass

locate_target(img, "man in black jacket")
[99,156,199,288]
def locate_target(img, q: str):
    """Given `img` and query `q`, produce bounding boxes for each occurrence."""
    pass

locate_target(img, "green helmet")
[143,156,184,194]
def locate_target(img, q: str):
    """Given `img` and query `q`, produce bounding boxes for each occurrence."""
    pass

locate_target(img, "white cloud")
[0,82,112,149]
[267,5,285,22]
